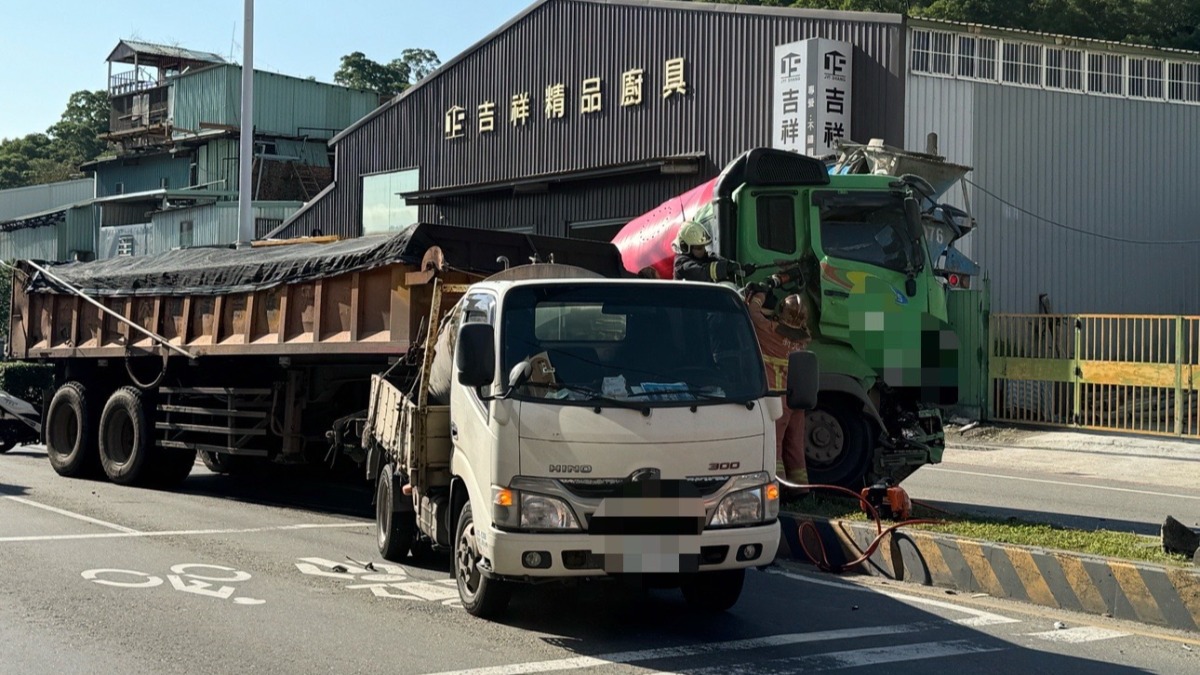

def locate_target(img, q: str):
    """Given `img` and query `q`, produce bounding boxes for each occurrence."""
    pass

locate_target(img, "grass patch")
[782,494,1194,568]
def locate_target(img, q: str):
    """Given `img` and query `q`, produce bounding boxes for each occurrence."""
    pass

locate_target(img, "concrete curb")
[778,512,1200,634]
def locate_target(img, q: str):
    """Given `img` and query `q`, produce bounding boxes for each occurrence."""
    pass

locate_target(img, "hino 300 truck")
[363,263,818,617]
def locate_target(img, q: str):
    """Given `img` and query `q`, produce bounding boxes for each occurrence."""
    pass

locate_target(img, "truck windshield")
[814,191,921,274]
[501,283,767,406]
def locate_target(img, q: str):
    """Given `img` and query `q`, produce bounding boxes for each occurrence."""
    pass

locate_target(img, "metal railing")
[990,313,1199,437]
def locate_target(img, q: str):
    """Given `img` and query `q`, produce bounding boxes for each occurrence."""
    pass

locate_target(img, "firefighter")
[672,220,752,282]
[746,289,812,495]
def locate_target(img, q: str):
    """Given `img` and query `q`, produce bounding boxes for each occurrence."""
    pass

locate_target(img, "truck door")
[736,188,804,269]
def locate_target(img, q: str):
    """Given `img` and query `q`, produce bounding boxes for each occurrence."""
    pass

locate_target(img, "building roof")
[327,0,903,146]
[106,39,227,69]
[910,17,1200,61]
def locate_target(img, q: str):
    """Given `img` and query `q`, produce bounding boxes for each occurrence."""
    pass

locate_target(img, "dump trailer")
[613,144,972,489]
[6,223,626,485]
[358,263,819,617]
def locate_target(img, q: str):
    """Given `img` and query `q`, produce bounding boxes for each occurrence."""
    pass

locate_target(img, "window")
[1168,62,1200,103]
[755,195,796,254]
[956,36,997,81]
[1002,43,1042,85]
[814,191,920,274]
[117,235,135,257]
[1088,53,1125,95]
[114,182,125,196]
[911,30,952,75]
[1128,58,1164,99]
[179,221,193,248]
[361,168,419,236]
[1046,48,1084,91]
[534,303,627,342]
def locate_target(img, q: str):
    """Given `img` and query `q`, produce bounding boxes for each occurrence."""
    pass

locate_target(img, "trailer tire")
[805,397,872,489]
[454,502,511,617]
[199,450,252,475]
[46,381,100,478]
[98,386,156,486]
[376,464,415,561]
[153,446,196,488]
[680,568,745,611]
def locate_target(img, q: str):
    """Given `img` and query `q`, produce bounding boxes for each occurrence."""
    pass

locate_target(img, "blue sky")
[0,0,534,140]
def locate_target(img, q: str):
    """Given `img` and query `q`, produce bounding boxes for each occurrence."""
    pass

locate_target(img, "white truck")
[364,263,818,617]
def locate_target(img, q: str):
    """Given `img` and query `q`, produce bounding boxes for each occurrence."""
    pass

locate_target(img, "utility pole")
[237,0,255,247]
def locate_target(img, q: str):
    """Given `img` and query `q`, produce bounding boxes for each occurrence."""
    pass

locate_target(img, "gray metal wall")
[280,0,906,239]
[905,75,1200,315]
[0,179,93,221]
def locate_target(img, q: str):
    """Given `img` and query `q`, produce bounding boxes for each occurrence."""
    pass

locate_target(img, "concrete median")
[778,512,1200,634]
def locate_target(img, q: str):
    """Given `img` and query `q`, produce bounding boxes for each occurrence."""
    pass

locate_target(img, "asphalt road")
[904,442,1200,535]
[2,444,1197,675]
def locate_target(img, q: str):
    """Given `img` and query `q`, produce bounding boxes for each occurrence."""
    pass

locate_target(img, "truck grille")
[559,476,728,499]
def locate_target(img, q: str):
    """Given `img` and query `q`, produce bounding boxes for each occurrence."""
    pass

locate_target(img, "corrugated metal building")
[0,179,94,222]
[270,0,1200,315]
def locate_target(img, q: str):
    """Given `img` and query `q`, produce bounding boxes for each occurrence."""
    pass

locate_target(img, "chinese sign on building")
[772,38,853,157]
[443,58,689,141]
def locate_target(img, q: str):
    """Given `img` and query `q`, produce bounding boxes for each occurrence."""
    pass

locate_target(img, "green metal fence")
[990,313,1200,437]
[946,280,990,420]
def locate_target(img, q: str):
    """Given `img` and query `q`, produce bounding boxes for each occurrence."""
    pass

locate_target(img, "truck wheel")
[153,446,196,488]
[805,398,872,489]
[376,464,416,561]
[46,381,100,477]
[0,438,16,453]
[454,502,511,617]
[680,568,745,611]
[98,387,156,486]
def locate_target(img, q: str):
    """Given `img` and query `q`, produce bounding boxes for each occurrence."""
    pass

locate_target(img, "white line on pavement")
[925,467,1200,501]
[421,623,935,675]
[765,568,1020,626]
[680,639,1004,674]
[1026,627,1129,643]
[0,521,370,543]
[3,496,140,533]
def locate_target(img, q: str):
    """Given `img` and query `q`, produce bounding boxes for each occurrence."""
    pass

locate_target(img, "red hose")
[781,480,946,574]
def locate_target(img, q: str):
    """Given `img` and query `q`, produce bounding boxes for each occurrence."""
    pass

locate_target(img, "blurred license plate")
[600,535,700,574]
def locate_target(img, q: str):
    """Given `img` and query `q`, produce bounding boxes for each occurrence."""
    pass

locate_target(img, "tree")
[334,49,441,98]
[46,90,109,167]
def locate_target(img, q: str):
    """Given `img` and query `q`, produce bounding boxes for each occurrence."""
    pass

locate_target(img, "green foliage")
[0,363,53,410]
[0,264,10,349]
[0,89,110,190]
[333,49,441,97]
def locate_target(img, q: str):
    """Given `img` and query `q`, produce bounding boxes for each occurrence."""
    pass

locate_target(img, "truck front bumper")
[482,521,781,579]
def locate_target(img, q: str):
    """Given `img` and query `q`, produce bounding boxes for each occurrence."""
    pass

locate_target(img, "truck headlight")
[710,487,764,527]
[492,485,581,531]
[520,493,580,531]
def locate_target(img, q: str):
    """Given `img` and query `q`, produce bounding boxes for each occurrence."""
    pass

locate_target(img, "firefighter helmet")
[778,294,807,331]
[676,220,712,249]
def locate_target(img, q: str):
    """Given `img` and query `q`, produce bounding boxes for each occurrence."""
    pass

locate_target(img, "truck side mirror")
[785,350,819,411]
[455,323,496,387]
[903,197,923,243]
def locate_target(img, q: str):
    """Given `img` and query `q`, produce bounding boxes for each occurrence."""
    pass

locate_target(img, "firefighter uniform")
[747,291,811,488]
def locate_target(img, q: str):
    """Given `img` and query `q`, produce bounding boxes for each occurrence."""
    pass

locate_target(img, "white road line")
[421,623,935,675]
[1026,627,1129,643]
[683,639,1003,674]
[926,467,1200,501]
[765,568,1020,626]
[3,496,140,533]
[0,522,370,543]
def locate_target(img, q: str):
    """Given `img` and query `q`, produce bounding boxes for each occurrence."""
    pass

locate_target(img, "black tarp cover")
[25,223,628,297]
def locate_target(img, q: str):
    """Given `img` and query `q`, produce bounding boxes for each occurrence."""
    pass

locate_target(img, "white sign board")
[772,38,853,157]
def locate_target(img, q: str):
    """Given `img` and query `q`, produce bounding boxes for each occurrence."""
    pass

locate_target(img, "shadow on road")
[0,481,30,496]
[174,470,373,520]
[475,567,1155,674]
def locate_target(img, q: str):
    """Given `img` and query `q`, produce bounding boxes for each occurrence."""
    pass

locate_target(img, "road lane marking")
[677,639,1004,674]
[422,624,936,675]
[0,521,369,543]
[925,468,1200,501]
[766,568,1020,626]
[1026,626,1129,643]
[3,496,140,533]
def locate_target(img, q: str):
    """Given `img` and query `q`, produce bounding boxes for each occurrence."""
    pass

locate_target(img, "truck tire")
[454,502,511,617]
[46,381,100,478]
[680,568,746,611]
[153,445,196,488]
[376,464,416,561]
[98,387,156,486]
[805,397,872,489]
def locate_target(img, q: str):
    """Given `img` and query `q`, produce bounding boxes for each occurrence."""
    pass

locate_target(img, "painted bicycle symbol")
[81,563,265,605]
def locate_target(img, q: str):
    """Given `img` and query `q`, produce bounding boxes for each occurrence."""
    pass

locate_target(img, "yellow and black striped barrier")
[778,513,1200,633]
